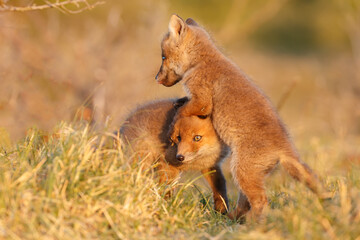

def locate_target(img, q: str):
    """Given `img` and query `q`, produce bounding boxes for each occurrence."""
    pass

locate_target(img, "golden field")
[0,0,359,239]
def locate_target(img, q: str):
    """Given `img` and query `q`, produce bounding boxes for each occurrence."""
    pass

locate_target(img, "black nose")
[176,154,185,162]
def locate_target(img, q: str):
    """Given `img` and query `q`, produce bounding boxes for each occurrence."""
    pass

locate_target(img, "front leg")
[169,91,213,143]
[176,92,212,118]
[157,160,181,185]
[202,166,229,214]
[157,159,181,198]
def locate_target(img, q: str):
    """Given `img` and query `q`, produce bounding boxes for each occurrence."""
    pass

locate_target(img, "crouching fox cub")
[119,98,229,213]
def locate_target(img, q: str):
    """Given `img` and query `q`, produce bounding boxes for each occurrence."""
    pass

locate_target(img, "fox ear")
[185,18,199,27]
[169,14,186,38]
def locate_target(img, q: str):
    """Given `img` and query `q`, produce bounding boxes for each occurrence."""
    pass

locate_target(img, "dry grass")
[0,0,360,239]
[0,122,359,239]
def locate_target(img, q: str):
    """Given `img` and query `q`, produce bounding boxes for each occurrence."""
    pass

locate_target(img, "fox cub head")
[155,15,211,87]
[168,115,222,165]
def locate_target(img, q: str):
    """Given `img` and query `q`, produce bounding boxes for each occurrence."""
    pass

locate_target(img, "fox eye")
[177,135,181,142]
[162,56,166,60]
[194,135,202,142]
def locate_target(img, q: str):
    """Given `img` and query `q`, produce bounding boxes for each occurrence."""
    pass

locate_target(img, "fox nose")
[176,154,185,162]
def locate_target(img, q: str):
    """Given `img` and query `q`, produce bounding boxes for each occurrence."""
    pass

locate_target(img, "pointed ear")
[169,14,186,38]
[185,18,199,27]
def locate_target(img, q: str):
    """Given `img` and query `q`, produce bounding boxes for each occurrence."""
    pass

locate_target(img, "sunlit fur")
[157,15,328,222]
[120,99,229,213]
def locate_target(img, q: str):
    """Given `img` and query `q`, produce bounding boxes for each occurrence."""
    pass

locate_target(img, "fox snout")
[155,67,182,87]
[176,154,185,162]
[155,66,168,86]
[176,141,197,163]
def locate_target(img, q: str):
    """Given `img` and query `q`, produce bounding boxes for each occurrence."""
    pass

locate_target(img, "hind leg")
[202,165,229,214]
[229,151,278,222]
[232,172,268,222]
[228,190,251,221]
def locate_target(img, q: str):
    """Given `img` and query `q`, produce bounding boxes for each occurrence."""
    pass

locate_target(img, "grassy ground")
[0,122,359,239]
[0,2,359,239]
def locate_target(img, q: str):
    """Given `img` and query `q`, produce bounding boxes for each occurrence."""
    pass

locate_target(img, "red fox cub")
[156,15,328,221]
[119,98,229,213]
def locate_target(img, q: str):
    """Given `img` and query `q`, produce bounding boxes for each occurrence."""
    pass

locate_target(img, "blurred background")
[0,0,359,174]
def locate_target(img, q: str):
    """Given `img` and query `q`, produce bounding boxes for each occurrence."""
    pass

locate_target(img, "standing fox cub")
[156,15,328,221]
[120,98,229,213]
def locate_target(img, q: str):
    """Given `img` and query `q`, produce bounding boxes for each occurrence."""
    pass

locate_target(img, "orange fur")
[119,99,229,213]
[156,15,327,222]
